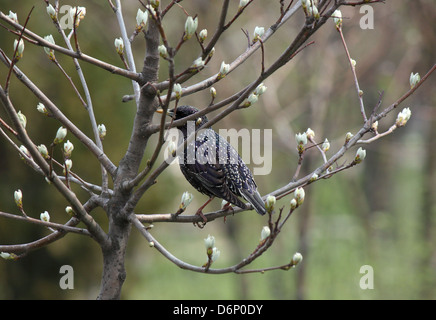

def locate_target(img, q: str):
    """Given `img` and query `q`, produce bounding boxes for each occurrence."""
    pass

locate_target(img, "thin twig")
[0,53,117,177]
[0,211,91,236]
[0,88,109,248]
[52,59,87,107]
[357,124,397,144]
[113,0,141,106]
[129,213,298,274]
[4,7,34,92]
[338,27,367,122]
[0,11,141,82]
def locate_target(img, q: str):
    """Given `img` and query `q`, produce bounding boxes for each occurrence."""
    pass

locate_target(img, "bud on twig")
[253,26,264,42]
[167,140,177,156]
[13,39,24,61]
[114,37,124,55]
[173,83,182,99]
[63,140,74,158]
[254,83,267,96]
[310,5,320,20]
[54,126,67,145]
[179,191,193,211]
[1,252,17,260]
[64,159,73,173]
[37,103,49,115]
[69,7,86,28]
[46,4,56,21]
[40,211,50,222]
[294,187,305,206]
[208,47,215,58]
[301,0,310,10]
[218,61,230,79]
[77,7,86,20]
[246,93,258,106]
[37,144,49,159]
[8,11,18,23]
[210,87,217,99]
[309,173,318,182]
[260,226,271,242]
[332,9,342,30]
[306,128,315,140]
[14,189,23,209]
[409,72,420,89]
[98,124,107,140]
[211,247,220,262]
[184,16,198,40]
[265,195,276,213]
[158,45,168,58]
[17,111,26,129]
[19,145,31,159]
[204,234,220,265]
[371,120,379,133]
[65,206,74,216]
[295,132,307,153]
[150,0,160,9]
[322,138,330,152]
[354,147,366,164]
[290,198,297,209]
[43,35,56,61]
[136,9,148,32]
[239,0,249,10]
[191,57,205,69]
[199,29,208,43]
[395,107,412,127]
[291,252,303,266]
[204,234,215,251]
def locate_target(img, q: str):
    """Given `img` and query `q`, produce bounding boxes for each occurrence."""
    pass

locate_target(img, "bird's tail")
[242,190,266,215]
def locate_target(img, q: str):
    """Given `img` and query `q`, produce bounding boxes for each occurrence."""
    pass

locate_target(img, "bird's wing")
[195,163,247,210]
[181,132,247,209]
[218,135,267,215]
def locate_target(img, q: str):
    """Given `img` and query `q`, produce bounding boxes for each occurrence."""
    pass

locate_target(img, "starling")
[158,105,266,222]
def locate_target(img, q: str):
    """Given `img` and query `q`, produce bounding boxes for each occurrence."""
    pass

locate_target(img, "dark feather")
[172,106,266,215]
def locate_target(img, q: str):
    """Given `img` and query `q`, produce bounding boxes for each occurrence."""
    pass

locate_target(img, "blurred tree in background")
[0,0,435,299]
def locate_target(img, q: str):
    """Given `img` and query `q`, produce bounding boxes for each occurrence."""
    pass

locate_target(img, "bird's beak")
[155,108,174,118]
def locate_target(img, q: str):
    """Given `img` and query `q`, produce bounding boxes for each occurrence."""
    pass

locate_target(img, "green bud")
[292,252,303,265]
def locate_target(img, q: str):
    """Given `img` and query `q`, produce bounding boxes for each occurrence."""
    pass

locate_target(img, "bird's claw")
[193,210,208,228]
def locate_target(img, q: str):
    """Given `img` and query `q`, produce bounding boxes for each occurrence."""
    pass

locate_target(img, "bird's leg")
[194,196,214,228]
[221,202,234,223]
[222,202,234,212]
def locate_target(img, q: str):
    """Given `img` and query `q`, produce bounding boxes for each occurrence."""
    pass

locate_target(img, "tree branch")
[0,87,109,248]
[0,211,91,236]
[0,11,141,82]
[0,52,117,177]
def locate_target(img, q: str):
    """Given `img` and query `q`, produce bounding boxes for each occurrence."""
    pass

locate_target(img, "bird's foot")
[193,209,208,228]
[221,202,234,223]
[222,202,235,214]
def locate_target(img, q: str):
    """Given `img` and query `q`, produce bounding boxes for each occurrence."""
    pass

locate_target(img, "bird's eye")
[196,117,202,125]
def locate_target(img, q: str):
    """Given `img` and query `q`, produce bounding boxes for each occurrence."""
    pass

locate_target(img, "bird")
[157,105,266,224]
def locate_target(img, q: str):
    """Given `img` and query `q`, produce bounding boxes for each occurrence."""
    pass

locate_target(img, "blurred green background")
[0,0,435,299]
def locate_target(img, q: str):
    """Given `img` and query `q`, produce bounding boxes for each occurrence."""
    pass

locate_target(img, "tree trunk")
[97,215,131,300]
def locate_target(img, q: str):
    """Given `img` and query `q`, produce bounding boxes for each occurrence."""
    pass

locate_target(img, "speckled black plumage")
[168,105,266,216]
